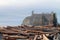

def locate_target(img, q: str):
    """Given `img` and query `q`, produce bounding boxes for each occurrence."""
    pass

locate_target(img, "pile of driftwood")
[0,25,60,40]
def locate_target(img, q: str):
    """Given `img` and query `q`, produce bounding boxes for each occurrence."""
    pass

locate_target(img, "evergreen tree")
[53,13,57,27]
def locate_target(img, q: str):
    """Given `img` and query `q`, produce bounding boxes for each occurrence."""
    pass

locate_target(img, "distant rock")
[22,12,57,27]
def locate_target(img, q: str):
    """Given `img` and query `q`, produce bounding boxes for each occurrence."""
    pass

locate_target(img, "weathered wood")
[0,26,60,40]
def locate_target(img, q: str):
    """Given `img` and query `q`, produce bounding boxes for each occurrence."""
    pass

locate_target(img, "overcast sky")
[0,0,60,26]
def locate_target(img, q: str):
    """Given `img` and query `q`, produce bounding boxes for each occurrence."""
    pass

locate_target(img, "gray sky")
[0,0,60,26]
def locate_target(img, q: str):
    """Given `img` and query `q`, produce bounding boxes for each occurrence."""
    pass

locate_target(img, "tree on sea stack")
[53,13,57,27]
